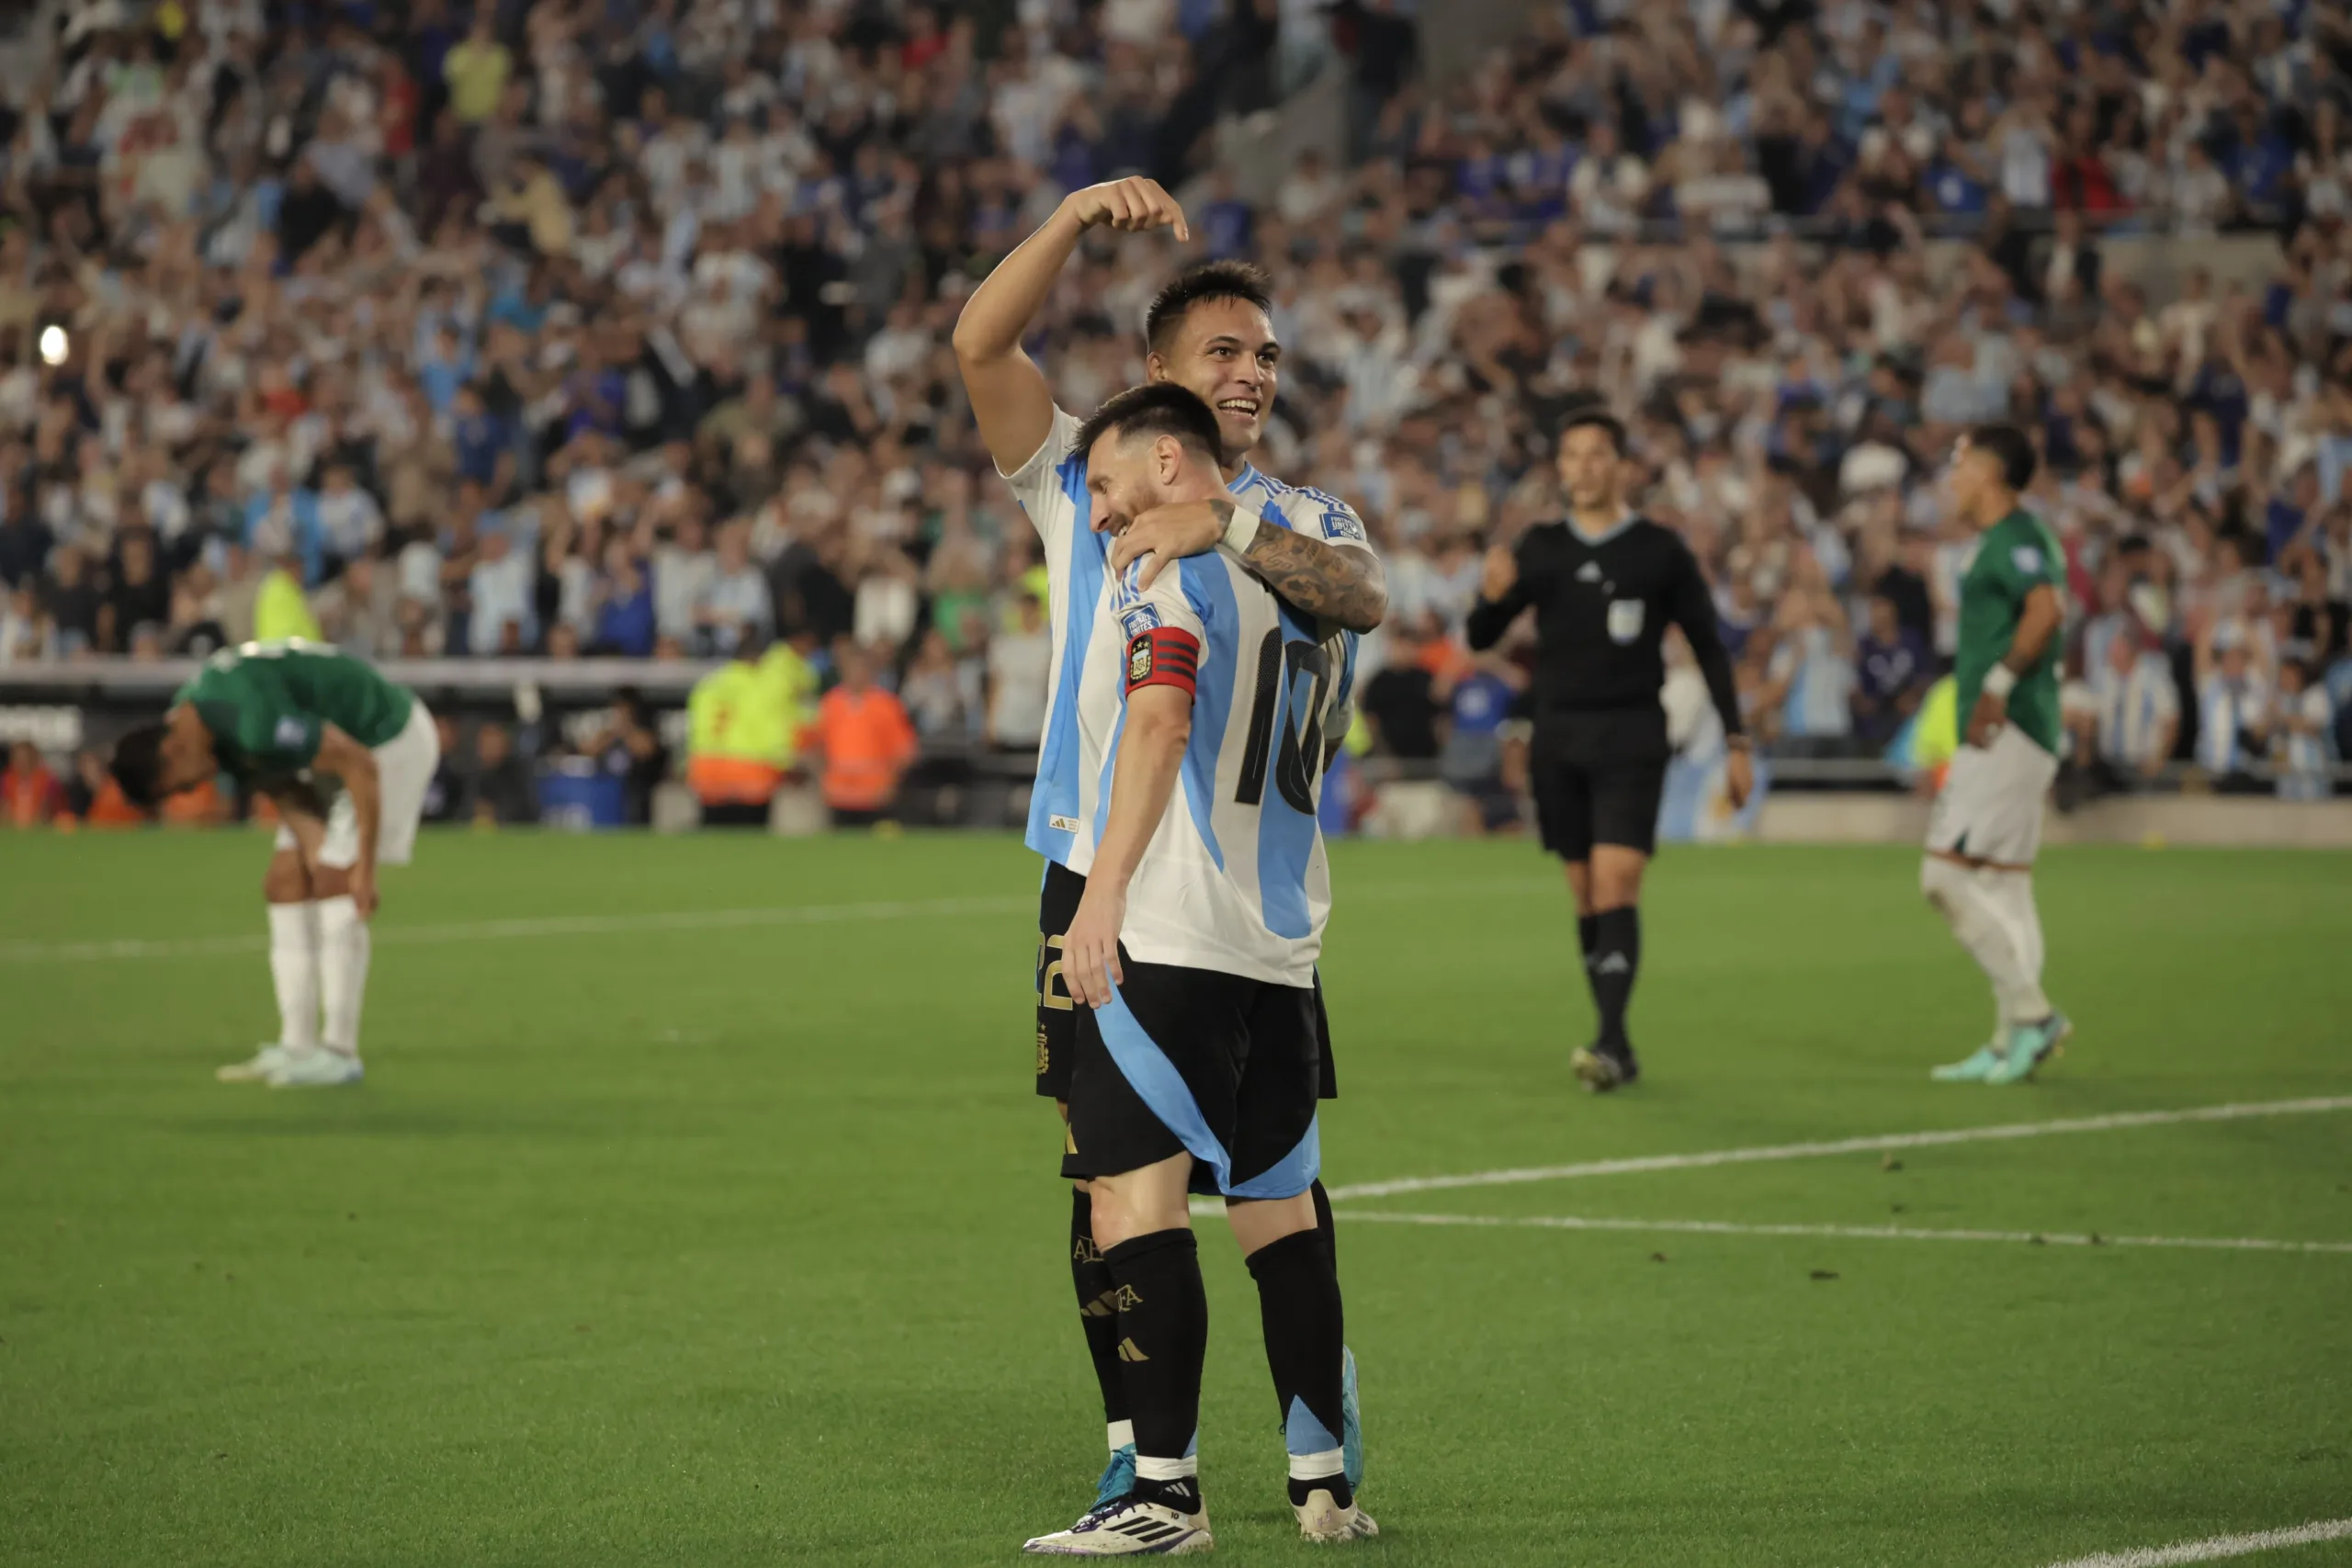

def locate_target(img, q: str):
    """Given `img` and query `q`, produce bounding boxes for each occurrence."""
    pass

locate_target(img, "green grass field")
[4,830,2349,1568]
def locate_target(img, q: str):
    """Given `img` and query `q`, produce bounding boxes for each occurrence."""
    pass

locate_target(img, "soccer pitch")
[4,831,2348,1568]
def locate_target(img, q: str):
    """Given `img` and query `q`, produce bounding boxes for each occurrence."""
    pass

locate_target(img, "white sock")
[316,896,372,1058]
[266,902,322,1050]
[1107,1419,1135,1456]
[1983,869,2052,1021]
[1920,858,2041,1025]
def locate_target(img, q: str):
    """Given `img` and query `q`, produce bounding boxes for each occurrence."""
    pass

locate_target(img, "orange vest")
[2,764,62,827]
[809,688,918,811]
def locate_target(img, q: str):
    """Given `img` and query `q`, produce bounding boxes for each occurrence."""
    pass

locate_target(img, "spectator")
[2270,660,2336,802]
[2065,629,2181,795]
[694,520,775,659]
[806,643,918,828]
[2195,620,2272,792]
[463,723,538,825]
[3,740,66,827]
[904,628,978,741]
[581,691,672,828]
[1852,593,1931,745]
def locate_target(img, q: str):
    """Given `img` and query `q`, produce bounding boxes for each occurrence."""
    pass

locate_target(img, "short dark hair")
[110,723,170,807]
[1968,423,2037,491]
[1073,382,1226,468]
[1143,260,1273,355]
[1560,409,1629,456]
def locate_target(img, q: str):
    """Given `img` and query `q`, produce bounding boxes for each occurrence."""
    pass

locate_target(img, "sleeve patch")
[274,716,311,750]
[1120,604,1162,639]
[2011,546,2043,575]
[1125,627,1200,697]
[1320,506,1368,543]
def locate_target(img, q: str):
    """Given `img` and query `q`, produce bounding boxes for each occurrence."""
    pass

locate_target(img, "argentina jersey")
[997,407,1374,874]
[1072,550,1360,987]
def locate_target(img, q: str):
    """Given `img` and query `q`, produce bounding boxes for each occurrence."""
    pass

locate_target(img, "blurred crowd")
[0,0,2347,811]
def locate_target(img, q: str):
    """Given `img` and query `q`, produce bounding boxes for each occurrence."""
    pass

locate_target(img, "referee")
[1466,411,1751,1091]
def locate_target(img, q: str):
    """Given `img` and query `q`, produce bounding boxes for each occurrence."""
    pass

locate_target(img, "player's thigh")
[1589,755,1667,863]
[1224,981,1324,1203]
[372,702,441,867]
[1927,733,2055,864]
[1035,861,1087,1100]
[1528,743,1596,863]
[1062,956,1251,1189]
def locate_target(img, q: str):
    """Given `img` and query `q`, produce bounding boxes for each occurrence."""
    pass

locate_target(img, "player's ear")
[1145,352,1168,383]
[1154,434,1183,484]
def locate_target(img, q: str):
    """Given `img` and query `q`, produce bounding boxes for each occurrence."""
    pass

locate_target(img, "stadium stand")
[0,0,2347,823]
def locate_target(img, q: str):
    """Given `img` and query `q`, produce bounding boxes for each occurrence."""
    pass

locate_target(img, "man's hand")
[1061,882,1127,1010]
[1481,544,1519,602]
[1967,690,2008,748]
[1065,177,1189,242]
[1111,496,1234,587]
[1724,745,1755,809]
[348,862,379,920]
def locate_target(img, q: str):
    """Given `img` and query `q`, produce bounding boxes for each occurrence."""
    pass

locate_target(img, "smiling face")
[1148,296,1279,466]
[1084,428,1211,536]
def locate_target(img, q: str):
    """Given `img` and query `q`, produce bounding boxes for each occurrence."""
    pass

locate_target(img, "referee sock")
[1104,1228,1208,1512]
[1589,906,1641,1052]
[1244,1225,1352,1508]
[1069,1189,1132,1436]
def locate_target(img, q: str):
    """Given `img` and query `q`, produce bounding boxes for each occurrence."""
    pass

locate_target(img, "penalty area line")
[2040,1517,2352,1568]
[1326,1097,2352,1201]
[1332,1210,2352,1256]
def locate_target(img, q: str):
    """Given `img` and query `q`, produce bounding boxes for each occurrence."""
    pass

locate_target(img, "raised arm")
[953,178,1189,476]
[1466,541,1533,652]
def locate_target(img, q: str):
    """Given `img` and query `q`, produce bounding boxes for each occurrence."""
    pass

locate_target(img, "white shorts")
[275,698,440,868]
[1926,725,2059,866]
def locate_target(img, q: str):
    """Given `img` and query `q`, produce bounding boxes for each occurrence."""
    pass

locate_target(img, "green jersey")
[175,639,414,784]
[1954,510,2064,755]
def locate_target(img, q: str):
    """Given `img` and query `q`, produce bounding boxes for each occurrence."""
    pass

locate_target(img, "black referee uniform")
[1465,512,1744,1080]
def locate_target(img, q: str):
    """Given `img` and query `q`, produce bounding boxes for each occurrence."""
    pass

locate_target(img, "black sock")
[1589,905,1641,1052]
[1245,1227,1352,1509]
[1577,912,1601,1009]
[1104,1228,1207,1512]
[1310,1178,1338,1271]
[1071,1189,1130,1430]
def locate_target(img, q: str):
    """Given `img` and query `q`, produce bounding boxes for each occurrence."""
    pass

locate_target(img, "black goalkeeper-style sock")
[1104,1228,1208,1512]
[1071,1189,1130,1432]
[1310,1178,1338,1271]
[1589,905,1642,1053]
[1244,1226,1352,1508]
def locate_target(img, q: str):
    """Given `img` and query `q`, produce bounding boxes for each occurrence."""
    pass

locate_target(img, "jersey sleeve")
[1265,486,1378,558]
[996,405,1083,546]
[1112,557,1208,699]
[1989,522,2064,604]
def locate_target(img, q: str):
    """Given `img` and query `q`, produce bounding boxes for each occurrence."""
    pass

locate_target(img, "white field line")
[0,875,1556,964]
[1327,1097,2352,1201]
[1335,1210,2352,1256]
[2041,1517,2352,1567]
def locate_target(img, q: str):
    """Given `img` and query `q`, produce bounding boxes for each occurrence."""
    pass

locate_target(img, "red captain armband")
[1125,627,1200,697]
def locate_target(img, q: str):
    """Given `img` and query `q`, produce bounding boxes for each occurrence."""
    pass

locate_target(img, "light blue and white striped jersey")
[2274,684,2335,800]
[2196,673,2269,774]
[1073,549,1360,987]
[996,405,1374,873]
[2089,651,2177,769]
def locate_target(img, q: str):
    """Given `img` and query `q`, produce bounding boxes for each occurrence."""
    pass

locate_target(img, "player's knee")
[1920,854,1962,906]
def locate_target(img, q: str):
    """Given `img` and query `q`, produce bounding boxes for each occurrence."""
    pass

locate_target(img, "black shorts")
[1062,952,1323,1200]
[1530,707,1668,861]
[1035,861,1087,1100]
[1038,864,1339,1103]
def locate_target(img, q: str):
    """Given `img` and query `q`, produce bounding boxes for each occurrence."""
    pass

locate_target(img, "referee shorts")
[1062,952,1322,1201]
[1037,863,1339,1103]
[1529,707,1669,862]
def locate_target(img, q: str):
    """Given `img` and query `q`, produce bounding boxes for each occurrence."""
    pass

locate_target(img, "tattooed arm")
[1110,496,1389,633]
